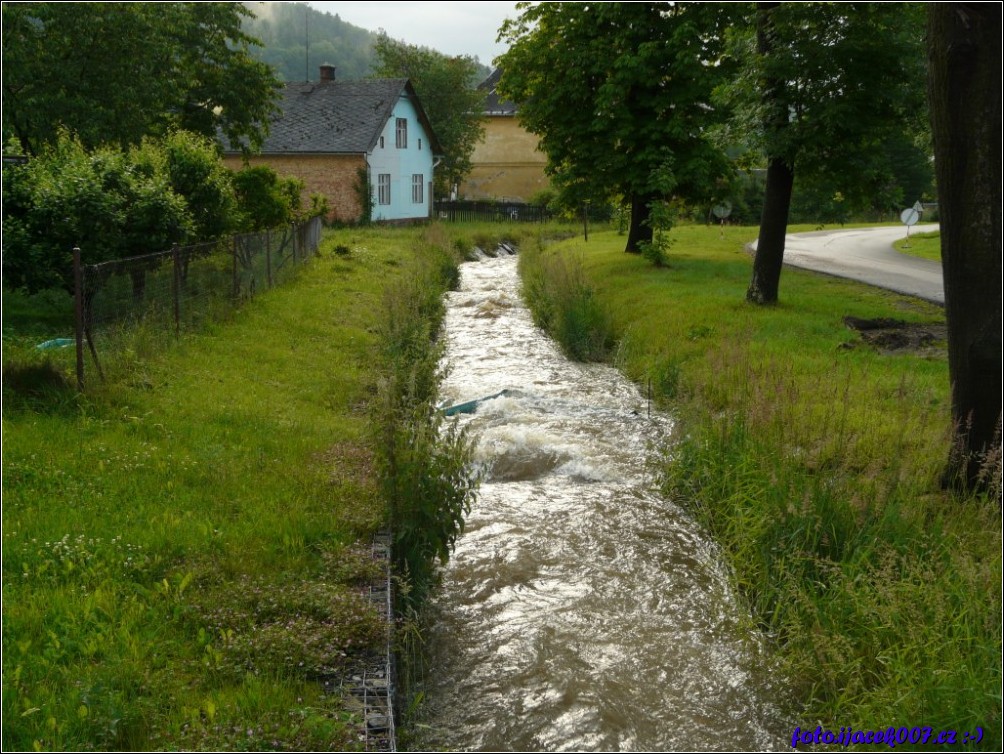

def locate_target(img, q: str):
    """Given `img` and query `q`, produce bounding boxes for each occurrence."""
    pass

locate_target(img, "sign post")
[900,203,922,247]
[712,202,732,238]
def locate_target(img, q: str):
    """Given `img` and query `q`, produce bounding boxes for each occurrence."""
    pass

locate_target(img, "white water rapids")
[412,253,790,751]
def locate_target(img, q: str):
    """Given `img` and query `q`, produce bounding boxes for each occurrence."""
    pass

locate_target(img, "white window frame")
[412,174,424,204]
[377,173,391,205]
[395,118,408,148]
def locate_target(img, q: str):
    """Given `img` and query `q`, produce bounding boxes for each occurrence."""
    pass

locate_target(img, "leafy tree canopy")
[374,34,486,195]
[717,2,928,303]
[2,136,194,293]
[497,2,736,252]
[2,2,282,155]
[717,2,928,209]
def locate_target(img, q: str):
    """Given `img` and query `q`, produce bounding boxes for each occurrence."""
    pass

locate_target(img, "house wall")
[460,115,550,202]
[222,153,366,223]
[367,96,435,222]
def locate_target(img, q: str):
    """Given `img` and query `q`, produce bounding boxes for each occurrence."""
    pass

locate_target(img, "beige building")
[459,70,549,203]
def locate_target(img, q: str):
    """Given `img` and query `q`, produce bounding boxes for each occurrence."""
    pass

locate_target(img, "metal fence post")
[171,243,181,335]
[232,235,239,300]
[73,246,85,390]
[266,228,273,289]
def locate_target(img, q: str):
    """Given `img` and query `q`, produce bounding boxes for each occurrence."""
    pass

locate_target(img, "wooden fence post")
[232,235,239,300]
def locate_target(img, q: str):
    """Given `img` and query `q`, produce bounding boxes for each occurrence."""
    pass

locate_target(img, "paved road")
[752,224,944,304]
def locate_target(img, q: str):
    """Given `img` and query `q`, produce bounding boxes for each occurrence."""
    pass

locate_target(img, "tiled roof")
[478,68,517,116]
[256,78,409,154]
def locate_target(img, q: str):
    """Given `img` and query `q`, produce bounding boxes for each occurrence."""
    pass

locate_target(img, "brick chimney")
[319,63,336,82]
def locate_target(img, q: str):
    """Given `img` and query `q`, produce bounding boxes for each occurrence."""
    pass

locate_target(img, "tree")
[720,3,928,303]
[373,35,485,196]
[927,4,1002,492]
[497,2,734,253]
[2,3,281,155]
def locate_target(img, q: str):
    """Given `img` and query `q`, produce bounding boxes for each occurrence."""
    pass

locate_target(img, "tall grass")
[521,225,1001,748]
[518,237,615,361]
[369,226,480,606]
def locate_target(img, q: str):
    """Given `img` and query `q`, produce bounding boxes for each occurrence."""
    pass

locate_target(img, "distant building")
[459,69,549,203]
[223,64,443,223]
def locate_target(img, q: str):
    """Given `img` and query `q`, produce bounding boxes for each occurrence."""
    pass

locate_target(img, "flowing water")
[413,253,789,751]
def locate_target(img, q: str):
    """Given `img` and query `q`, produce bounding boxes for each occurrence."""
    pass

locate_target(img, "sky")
[306,1,524,66]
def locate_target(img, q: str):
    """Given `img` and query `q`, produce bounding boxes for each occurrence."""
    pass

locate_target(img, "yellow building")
[459,70,549,203]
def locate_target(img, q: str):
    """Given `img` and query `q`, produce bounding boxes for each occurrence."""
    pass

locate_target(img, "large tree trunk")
[928,4,1002,492]
[747,156,794,304]
[624,191,655,253]
[746,1,793,305]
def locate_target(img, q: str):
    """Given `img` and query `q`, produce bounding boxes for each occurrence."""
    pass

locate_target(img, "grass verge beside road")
[521,225,1000,747]
[894,230,942,261]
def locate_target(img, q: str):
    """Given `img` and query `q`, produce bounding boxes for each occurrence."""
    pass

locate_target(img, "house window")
[412,174,424,204]
[378,173,391,205]
[418,138,422,151]
[395,118,407,148]
[379,136,385,149]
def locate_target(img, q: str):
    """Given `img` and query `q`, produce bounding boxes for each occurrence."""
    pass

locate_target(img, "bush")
[371,232,478,605]
[154,131,238,240]
[2,135,194,293]
[231,165,304,232]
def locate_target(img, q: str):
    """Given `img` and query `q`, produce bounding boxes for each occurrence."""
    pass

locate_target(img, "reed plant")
[518,237,616,361]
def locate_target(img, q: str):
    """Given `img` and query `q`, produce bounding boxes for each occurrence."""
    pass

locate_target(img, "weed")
[370,235,480,606]
[518,240,615,362]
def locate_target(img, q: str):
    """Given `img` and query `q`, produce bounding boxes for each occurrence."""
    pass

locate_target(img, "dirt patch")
[313,441,377,488]
[841,316,947,356]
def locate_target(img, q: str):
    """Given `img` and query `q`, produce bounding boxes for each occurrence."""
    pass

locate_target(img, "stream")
[412,252,790,751]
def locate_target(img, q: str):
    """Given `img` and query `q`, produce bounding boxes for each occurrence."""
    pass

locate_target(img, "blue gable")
[368,96,436,222]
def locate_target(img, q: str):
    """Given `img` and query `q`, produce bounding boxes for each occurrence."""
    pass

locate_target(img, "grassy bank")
[520,226,1000,747]
[2,220,559,750]
[3,229,416,750]
[894,230,942,262]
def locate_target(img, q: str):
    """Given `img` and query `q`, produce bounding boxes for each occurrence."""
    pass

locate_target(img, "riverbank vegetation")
[519,224,1000,748]
[1,223,543,750]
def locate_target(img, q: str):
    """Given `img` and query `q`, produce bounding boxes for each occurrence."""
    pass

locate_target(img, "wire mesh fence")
[74,217,322,387]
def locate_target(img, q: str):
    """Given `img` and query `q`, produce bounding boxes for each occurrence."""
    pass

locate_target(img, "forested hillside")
[240,1,491,83]
[241,1,379,81]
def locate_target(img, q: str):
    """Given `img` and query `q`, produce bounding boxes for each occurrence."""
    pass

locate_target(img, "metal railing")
[433,200,551,223]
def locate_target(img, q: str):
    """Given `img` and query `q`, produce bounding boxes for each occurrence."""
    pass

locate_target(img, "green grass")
[1,220,564,750]
[1,227,430,750]
[894,230,942,261]
[523,225,1000,748]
